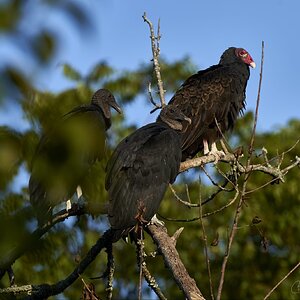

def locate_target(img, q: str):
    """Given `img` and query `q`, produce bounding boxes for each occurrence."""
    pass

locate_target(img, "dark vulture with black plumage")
[105,106,191,242]
[161,47,255,161]
[29,89,121,225]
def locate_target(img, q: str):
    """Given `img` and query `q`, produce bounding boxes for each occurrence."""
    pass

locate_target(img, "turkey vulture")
[105,106,191,242]
[161,47,255,161]
[29,89,121,225]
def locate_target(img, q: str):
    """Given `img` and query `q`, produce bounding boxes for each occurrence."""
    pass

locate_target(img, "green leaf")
[86,62,114,83]
[62,63,82,81]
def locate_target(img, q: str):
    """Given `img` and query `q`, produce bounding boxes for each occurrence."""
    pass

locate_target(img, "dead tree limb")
[179,152,300,183]
[0,203,87,280]
[143,12,166,109]
[216,41,265,300]
[0,230,113,299]
[147,224,205,300]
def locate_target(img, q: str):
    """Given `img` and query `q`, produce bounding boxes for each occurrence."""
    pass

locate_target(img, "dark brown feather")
[162,47,253,160]
[105,106,189,242]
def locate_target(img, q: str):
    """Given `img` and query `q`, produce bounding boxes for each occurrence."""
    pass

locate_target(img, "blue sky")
[1,0,300,133]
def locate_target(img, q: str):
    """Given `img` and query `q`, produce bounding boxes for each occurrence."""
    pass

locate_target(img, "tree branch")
[143,12,166,109]
[141,261,167,300]
[179,152,300,183]
[0,230,113,299]
[263,261,300,299]
[0,203,87,279]
[147,224,205,300]
[216,41,265,300]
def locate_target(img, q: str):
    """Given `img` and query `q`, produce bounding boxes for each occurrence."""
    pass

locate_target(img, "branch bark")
[0,230,113,299]
[147,224,205,300]
[0,203,87,279]
[143,12,166,109]
[179,152,300,183]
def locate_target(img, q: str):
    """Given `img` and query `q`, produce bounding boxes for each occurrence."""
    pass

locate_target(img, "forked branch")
[143,12,166,110]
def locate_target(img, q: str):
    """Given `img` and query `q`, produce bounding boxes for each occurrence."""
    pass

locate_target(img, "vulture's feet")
[204,141,225,163]
[149,214,165,227]
[210,150,225,164]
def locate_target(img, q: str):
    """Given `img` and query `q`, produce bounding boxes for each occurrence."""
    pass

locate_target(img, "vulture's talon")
[149,214,165,227]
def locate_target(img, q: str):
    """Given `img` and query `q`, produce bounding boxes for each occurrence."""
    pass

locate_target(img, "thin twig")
[216,41,265,300]
[0,230,114,299]
[198,178,215,300]
[143,12,166,108]
[201,180,232,206]
[214,117,231,153]
[169,184,199,207]
[141,261,167,300]
[105,242,114,300]
[245,156,300,194]
[159,188,239,223]
[0,203,87,279]
[136,228,144,300]
[201,166,234,191]
[263,261,300,300]
[249,41,264,155]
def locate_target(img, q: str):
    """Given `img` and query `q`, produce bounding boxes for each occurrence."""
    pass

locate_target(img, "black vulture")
[105,106,191,242]
[161,47,255,161]
[29,89,121,225]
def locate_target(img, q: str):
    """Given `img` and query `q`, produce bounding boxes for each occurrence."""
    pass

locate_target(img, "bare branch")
[171,227,184,246]
[143,12,166,108]
[141,261,167,300]
[0,203,87,279]
[249,41,264,155]
[147,224,205,300]
[216,42,265,300]
[169,184,199,207]
[0,230,113,299]
[198,180,215,300]
[201,166,234,191]
[136,230,144,300]
[263,261,300,300]
[105,243,114,300]
[180,152,300,183]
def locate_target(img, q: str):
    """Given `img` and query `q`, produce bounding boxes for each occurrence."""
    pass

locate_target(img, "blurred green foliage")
[0,2,300,300]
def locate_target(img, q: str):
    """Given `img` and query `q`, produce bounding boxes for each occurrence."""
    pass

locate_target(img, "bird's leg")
[7,267,15,287]
[203,139,209,155]
[203,140,225,162]
[76,185,87,208]
[210,142,225,163]
[76,185,83,199]
[66,186,83,212]
[149,214,164,226]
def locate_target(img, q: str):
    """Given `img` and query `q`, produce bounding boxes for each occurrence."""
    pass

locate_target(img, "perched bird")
[29,89,121,225]
[161,47,255,161]
[105,106,191,242]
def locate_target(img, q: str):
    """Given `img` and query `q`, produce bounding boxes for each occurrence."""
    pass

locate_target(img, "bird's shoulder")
[172,64,241,97]
[105,123,181,189]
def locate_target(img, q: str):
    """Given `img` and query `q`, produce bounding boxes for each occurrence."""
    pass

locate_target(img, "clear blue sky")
[1,0,300,131]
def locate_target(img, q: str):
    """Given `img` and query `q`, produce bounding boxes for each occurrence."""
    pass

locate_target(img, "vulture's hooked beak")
[110,101,122,114]
[250,61,256,69]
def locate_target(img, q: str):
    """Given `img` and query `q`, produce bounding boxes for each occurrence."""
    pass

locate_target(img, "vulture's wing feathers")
[29,89,121,225]
[106,123,181,236]
[164,47,254,160]
[29,107,107,217]
[170,66,236,152]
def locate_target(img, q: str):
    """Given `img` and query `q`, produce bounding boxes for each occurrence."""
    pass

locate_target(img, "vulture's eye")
[239,51,248,58]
